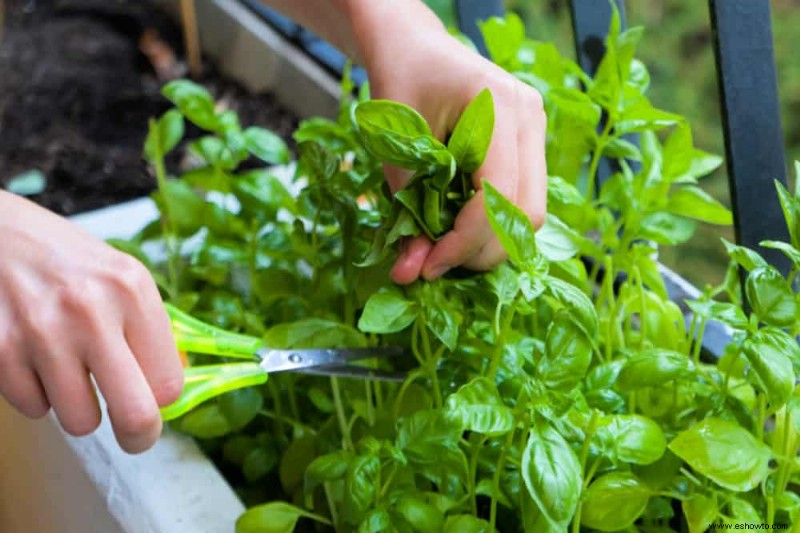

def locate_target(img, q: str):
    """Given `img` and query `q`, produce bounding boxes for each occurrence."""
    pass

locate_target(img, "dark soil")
[0,0,299,215]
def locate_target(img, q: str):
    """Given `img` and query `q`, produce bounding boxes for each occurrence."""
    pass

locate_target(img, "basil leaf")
[722,239,768,271]
[484,179,538,267]
[617,349,694,389]
[596,414,667,465]
[668,186,733,225]
[539,311,593,390]
[343,455,380,524]
[446,377,514,437]
[742,330,795,409]
[682,494,718,533]
[535,214,581,262]
[162,80,219,131]
[305,450,352,496]
[443,514,491,533]
[395,497,444,533]
[685,299,748,330]
[544,276,598,336]
[243,126,290,164]
[521,421,581,528]
[144,109,184,161]
[668,418,772,492]
[263,319,366,348]
[745,266,798,327]
[580,472,650,531]
[236,502,329,533]
[358,286,417,334]
[355,100,452,169]
[447,88,495,173]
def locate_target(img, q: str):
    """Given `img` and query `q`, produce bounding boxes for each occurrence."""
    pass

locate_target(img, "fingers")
[391,236,433,285]
[34,349,101,436]
[0,362,50,419]
[89,333,163,454]
[120,259,183,407]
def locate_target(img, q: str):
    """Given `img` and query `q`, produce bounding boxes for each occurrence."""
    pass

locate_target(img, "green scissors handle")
[161,304,268,421]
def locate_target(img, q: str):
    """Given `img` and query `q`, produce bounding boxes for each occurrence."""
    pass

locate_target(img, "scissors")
[160,303,408,421]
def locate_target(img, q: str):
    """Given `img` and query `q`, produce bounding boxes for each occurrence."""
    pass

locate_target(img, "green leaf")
[722,239,768,271]
[304,450,352,495]
[162,80,219,131]
[358,286,417,334]
[358,508,393,533]
[521,421,581,528]
[745,266,798,327]
[395,497,444,533]
[596,414,667,465]
[344,455,380,523]
[685,299,748,330]
[775,179,798,245]
[742,329,796,409]
[668,418,772,491]
[668,186,732,225]
[581,472,650,531]
[144,109,184,162]
[602,137,641,160]
[243,127,290,164]
[535,214,581,262]
[483,179,538,267]
[177,403,231,438]
[616,100,682,135]
[447,88,495,173]
[617,349,694,389]
[242,446,277,483]
[479,14,525,68]
[355,100,451,169]
[544,276,598,336]
[233,170,296,220]
[443,514,491,533]
[760,240,800,268]
[446,377,514,437]
[218,388,263,430]
[397,409,462,466]
[682,494,718,533]
[640,212,695,245]
[236,502,330,533]
[538,311,593,390]
[263,319,366,349]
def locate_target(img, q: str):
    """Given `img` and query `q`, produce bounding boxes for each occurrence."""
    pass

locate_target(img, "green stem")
[489,428,516,530]
[150,120,181,297]
[572,411,600,533]
[468,436,488,516]
[586,120,614,201]
[756,393,766,441]
[488,302,516,380]
[267,380,285,437]
[330,377,352,451]
[420,325,442,409]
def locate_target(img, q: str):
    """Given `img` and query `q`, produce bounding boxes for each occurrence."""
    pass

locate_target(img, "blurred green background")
[425,0,800,289]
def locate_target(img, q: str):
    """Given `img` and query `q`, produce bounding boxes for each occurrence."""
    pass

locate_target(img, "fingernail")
[425,264,450,280]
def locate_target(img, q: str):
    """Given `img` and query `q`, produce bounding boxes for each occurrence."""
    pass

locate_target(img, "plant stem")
[267,380,285,437]
[488,302,516,380]
[572,411,600,533]
[420,324,442,409]
[468,436,487,516]
[150,120,181,297]
[330,377,352,451]
[586,120,614,201]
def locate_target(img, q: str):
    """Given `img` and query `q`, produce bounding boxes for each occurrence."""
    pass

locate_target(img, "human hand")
[0,192,183,453]
[359,9,547,284]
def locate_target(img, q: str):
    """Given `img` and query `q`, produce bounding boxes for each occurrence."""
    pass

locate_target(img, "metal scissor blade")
[256,347,406,374]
